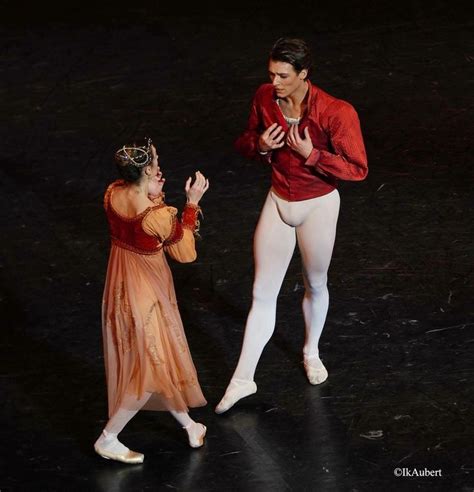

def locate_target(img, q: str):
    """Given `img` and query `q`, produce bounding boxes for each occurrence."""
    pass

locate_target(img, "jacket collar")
[272,80,317,128]
[306,80,317,110]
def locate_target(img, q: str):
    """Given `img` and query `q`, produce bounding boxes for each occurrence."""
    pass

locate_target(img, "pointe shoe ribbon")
[215,378,257,414]
[183,422,207,448]
[303,355,328,385]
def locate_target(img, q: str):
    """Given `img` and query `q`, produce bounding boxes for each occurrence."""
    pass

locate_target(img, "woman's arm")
[142,172,209,263]
[142,205,199,263]
[163,204,201,263]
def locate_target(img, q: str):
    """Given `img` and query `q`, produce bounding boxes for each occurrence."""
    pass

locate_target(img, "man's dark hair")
[269,38,313,79]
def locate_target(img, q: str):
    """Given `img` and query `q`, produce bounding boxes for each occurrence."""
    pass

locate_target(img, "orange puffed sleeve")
[142,207,197,263]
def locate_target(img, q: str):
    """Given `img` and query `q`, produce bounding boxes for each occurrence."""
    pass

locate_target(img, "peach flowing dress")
[101,180,207,417]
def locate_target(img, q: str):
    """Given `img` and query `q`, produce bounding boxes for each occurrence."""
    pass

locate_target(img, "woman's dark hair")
[115,162,143,183]
[269,38,313,79]
[114,139,152,183]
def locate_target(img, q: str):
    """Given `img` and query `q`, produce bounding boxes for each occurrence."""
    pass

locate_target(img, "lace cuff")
[182,203,202,235]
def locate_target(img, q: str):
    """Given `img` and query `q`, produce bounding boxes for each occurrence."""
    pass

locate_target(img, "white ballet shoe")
[94,430,144,464]
[215,378,257,414]
[303,355,328,385]
[183,422,207,448]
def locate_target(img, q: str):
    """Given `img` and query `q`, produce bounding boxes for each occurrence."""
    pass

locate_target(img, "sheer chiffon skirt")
[101,245,207,417]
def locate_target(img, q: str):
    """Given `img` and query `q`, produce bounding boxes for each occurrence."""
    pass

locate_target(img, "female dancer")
[94,138,210,463]
[216,38,368,414]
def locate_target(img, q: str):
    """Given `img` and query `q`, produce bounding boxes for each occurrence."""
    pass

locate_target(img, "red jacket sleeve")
[234,90,272,164]
[235,94,260,159]
[307,100,368,181]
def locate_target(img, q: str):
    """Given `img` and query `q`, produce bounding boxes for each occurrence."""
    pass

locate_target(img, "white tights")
[104,393,194,433]
[96,392,196,454]
[233,188,340,381]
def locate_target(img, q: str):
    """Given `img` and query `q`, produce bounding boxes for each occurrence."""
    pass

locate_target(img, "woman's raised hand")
[185,171,210,205]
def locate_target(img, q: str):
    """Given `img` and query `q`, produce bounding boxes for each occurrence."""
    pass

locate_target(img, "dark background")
[1,0,473,490]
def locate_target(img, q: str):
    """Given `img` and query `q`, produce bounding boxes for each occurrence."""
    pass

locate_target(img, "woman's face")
[146,145,162,179]
[145,145,165,196]
[268,59,307,98]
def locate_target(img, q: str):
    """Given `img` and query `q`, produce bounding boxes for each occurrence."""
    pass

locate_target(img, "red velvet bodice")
[104,180,163,255]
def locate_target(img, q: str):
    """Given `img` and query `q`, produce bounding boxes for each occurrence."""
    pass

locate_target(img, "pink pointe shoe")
[183,422,207,448]
[303,355,328,385]
[94,430,144,464]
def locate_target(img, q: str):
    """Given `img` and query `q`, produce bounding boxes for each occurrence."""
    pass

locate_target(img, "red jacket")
[235,81,368,201]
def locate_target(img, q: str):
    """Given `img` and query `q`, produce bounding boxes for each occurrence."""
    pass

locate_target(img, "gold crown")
[115,137,152,167]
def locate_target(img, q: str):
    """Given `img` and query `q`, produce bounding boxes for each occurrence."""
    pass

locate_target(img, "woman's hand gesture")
[185,171,210,205]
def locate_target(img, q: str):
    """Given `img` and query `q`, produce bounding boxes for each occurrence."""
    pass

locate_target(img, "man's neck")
[286,80,309,107]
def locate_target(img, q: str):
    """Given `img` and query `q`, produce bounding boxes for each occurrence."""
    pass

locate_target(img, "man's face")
[268,59,307,98]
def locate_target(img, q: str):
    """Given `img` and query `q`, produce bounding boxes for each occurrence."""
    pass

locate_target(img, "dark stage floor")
[1,2,473,491]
